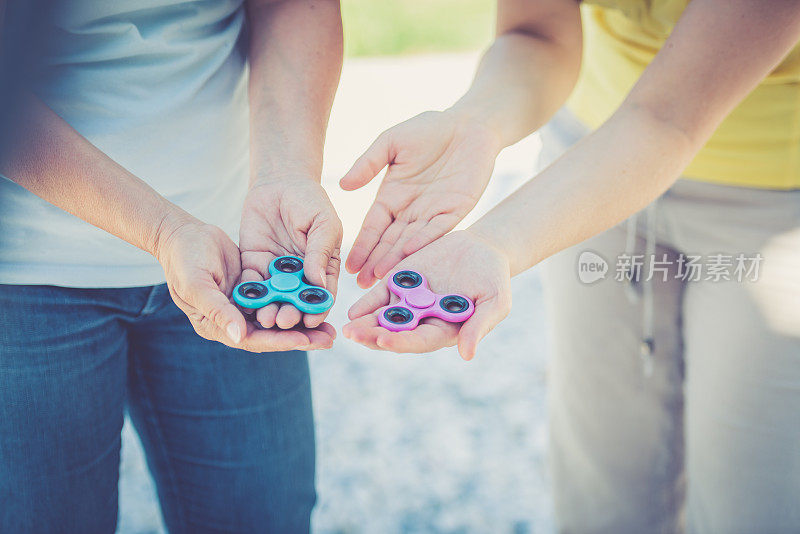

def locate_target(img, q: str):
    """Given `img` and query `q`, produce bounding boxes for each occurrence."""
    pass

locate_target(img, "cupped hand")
[155,217,335,352]
[342,230,512,361]
[239,178,343,330]
[341,110,501,288]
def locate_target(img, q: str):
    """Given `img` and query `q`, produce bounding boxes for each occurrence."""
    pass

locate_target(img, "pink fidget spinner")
[377,270,475,332]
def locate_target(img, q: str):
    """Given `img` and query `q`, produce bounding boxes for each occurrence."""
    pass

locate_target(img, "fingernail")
[227,323,242,343]
[319,269,327,288]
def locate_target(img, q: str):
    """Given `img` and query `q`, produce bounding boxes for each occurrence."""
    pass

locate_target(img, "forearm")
[468,105,697,276]
[0,94,196,258]
[246,0,342,184]
[449,0,582,148]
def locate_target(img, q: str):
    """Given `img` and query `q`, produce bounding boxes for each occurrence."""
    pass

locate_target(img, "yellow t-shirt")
[567,1,800,189]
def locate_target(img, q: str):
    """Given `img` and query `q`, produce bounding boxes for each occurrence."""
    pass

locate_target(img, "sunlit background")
[119,3,555,533]
[341,0,493,56]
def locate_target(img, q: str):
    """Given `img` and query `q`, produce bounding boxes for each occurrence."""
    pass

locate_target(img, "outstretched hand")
[239,178,343,331]
[343,230,512,361]
[341,110,501,288]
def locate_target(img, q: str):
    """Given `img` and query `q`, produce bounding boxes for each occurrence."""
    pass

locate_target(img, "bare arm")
[239,0,344,331]
[0,3,171,244]
[246,0,342,184]
[469,0,800,275]
[0,93,191,262]
[450,0,583,147]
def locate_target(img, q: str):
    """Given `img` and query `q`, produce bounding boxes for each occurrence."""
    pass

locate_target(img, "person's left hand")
[239,177,343,330]
[340,110,502,289]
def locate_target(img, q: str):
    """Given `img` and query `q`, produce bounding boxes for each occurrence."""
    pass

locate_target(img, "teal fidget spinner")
[232,256,334,315]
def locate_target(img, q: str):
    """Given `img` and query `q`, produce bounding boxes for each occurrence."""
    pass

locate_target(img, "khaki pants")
[539,110,800,534]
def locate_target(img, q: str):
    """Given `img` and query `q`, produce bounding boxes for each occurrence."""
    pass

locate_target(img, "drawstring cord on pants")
[623,202,657,377]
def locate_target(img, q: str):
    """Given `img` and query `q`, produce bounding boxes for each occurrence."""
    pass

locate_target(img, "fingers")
[259,302,323,331]
[302,234,342,328]
[302,243,341,329]
[240,250,273,280]
[323,252,341,299]
[198,304,336,352]
[304,322,337,349]
[276,303,303,330]
[186,278,247,344]
[239,265,284,330]
[303,218,342,289]
[240,324,311,352]
[457,295,512,361]
[401,212,461,257]
[375,320,458,353]
[341,314,382,350]
[355,213,462,283]
[340,131,391,191]
[239,268,263,284]
[238,323,336,353]
[301,256,341,328]
[356,241,391,288]
[356,217,408,287]
[255,301,326,330]
[372,220,424,280]
[346,202,392,276]
[171,284,332,353]
[347,282,390,320]
[358,219,404,285]
[256,303,279,328]
[343,313,458,355]
[303,308,328,329]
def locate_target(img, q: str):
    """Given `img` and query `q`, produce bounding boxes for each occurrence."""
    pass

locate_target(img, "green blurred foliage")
[342,0,495,57]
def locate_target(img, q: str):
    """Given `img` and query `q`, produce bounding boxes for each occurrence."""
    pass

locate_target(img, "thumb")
[188,279,247,344]
[304,219,342,289]
[457,295,511,361]
[340,131,392,191]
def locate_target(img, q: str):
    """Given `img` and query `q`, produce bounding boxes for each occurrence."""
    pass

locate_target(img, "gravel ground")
[118,54,554,534]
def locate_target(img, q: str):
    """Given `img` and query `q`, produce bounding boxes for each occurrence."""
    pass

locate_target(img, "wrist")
[443,107,504,156]
[250,166,322,190]
[249,147,323,189]
[150,205,201,263]
[459,226,513,276]
[463,221,523,277]
[444,102,506,156]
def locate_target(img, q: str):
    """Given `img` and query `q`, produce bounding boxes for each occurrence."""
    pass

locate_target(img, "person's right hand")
[342,229,512,361]
[341,110,502,288]
[154,215,335,353]
[239,177,343,331]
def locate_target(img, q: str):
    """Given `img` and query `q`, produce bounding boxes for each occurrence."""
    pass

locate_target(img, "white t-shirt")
[0,0,250,287]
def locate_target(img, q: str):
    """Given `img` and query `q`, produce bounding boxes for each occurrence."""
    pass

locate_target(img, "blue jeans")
[0,283,316,533]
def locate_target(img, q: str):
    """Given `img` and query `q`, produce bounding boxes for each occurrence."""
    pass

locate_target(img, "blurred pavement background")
[119,4,556,532]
